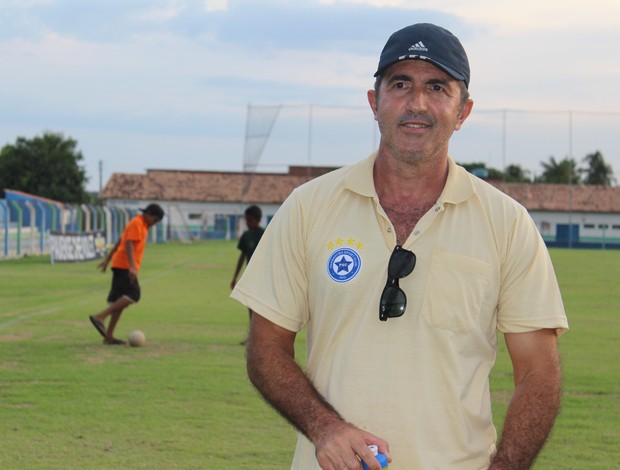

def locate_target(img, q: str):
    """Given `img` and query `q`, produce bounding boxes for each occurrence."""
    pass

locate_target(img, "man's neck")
[373,152,449,244]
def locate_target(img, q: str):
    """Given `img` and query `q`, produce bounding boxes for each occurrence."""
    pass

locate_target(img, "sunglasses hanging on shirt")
[379,245,416,321]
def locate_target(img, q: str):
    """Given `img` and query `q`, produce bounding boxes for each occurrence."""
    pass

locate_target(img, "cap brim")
[374,55,467,85]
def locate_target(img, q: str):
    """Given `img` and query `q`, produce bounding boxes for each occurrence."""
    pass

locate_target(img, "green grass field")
[0,242,618,469]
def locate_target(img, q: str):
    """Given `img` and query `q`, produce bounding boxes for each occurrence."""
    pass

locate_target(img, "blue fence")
[0,199,165,259]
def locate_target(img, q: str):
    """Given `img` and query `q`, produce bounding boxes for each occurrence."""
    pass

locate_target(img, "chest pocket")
[421,251,492,333]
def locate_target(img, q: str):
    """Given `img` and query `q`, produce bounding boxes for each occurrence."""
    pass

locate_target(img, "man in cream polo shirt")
[232,23,568,470]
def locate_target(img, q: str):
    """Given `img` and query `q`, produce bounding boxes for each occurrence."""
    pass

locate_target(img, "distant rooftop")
[99,166,620,213]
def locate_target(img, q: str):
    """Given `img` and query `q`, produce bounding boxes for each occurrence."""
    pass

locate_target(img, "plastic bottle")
[361,445,389,469]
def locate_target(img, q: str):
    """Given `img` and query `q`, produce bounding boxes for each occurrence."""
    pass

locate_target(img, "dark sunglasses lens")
[388,250,416,278]
[380,285,407,320]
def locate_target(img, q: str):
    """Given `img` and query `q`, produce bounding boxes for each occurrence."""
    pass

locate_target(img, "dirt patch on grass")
[79,340,198,365]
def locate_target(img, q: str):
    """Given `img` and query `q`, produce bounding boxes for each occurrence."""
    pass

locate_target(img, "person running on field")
[89,203,164,345]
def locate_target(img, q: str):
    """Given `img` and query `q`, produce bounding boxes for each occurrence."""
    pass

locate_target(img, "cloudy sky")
[1,0,619,191]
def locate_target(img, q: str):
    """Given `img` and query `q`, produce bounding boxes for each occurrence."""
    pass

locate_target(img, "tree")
[504,164,531,183]
[459,162,504,180]
[536,156,580,184]
[580,150,615,186]
[0,132,89,203]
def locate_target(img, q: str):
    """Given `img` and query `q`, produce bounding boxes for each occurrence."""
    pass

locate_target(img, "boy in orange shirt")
[89,203,164,345]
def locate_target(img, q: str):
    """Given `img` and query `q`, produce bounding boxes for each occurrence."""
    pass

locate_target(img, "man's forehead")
[383,59,455,80]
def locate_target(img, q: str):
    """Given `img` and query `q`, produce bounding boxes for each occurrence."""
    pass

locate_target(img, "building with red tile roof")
[99,167,620,247]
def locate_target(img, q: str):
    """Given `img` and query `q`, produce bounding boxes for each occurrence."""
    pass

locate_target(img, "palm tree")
[537,156,580,184]
[581,151,615,186]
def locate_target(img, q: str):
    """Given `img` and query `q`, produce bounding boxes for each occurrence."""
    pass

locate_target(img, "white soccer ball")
[128,330,146,347]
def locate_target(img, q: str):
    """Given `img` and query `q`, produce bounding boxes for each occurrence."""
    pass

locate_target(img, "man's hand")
[314,420,390,470]
[97,241,120,273]
[97,257,110,272]
[129,266,138,283]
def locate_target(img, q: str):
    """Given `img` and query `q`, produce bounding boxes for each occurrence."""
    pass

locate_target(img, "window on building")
[583,224,595,229]
[598,224,609,229]
[188,213,202,220]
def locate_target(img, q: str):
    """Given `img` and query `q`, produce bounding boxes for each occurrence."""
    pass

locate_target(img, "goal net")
[243,103,378,173]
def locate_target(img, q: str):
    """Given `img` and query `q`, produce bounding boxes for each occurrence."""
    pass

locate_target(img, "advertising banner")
[50,231,107,263]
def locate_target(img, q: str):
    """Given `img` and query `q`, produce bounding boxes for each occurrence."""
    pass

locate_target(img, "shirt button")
[387,227,392,233]
[435,207,441,212]
[414,230,420,236]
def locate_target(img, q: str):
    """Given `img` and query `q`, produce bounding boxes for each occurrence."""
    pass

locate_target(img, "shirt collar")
[439,157,475,206]
[343,152,378,197]
[344,152,474,205]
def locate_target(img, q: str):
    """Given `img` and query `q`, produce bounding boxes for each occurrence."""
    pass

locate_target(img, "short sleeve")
[230,190,309,332]
[497,207,568,335]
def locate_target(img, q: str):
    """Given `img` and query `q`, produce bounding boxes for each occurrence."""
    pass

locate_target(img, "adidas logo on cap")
[408,41,428,52]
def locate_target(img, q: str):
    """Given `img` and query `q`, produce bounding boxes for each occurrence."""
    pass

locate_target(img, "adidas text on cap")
[374,23,470,88]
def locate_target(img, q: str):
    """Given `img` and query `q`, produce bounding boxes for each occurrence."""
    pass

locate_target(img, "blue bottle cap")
[361,452,388,469]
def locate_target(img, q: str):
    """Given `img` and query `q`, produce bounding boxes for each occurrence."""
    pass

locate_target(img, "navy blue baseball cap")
[374,23,470,89]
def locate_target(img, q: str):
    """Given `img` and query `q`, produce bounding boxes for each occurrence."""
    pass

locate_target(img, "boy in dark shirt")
[231,205,264,341]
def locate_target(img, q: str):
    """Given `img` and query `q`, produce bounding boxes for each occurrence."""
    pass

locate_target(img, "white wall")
[530,211,620,241]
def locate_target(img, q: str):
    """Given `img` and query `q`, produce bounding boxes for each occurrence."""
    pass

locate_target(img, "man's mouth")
[400,114,433,129]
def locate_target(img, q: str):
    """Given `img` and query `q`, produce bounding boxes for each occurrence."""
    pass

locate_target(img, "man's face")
[245,215,260,230]
[368,60,473,165]
[144,213,162,227]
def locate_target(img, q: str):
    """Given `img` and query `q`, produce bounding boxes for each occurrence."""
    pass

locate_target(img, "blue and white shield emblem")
[327,248,362,283]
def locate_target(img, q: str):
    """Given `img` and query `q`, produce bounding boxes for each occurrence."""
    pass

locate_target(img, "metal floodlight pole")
[243,103,251,172]
[307,104,313,169]
[568,110,573,248]
[502,109,507,175]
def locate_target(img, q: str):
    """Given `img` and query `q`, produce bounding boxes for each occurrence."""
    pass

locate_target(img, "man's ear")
[367,89,378,121]
[455,99,474,131]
